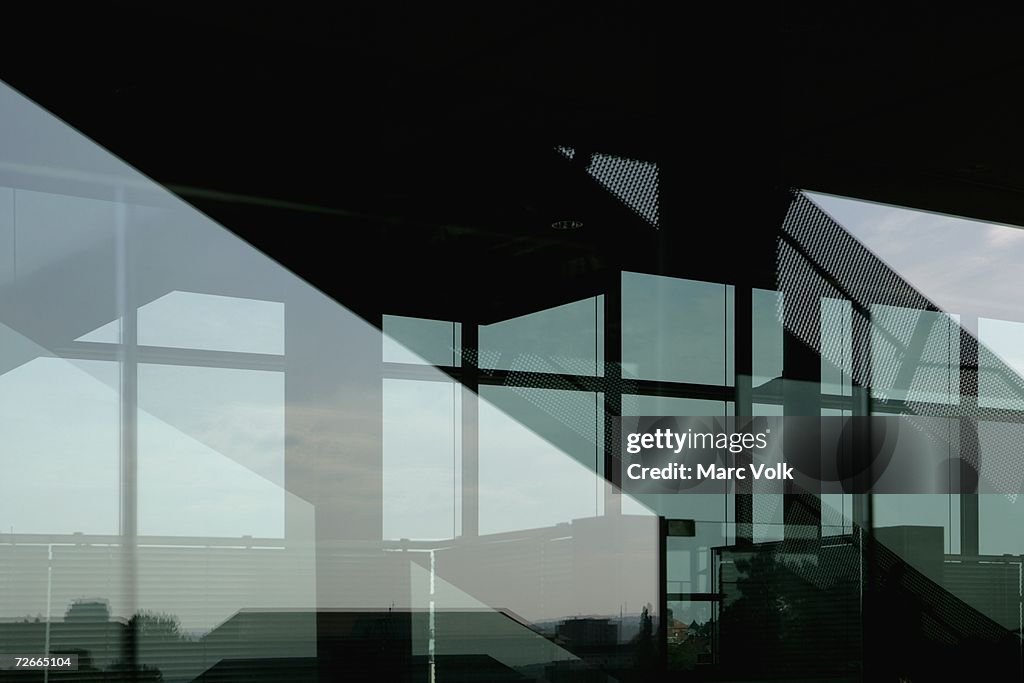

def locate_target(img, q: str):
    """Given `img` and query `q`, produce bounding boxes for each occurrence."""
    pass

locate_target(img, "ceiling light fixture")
[551,219,583,230]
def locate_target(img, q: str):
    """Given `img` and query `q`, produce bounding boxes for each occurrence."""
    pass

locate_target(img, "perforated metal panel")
[556,147,659,228]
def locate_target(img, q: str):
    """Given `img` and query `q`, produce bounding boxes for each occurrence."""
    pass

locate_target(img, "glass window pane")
[14,189,119,348]
[0,188,12,293]
[383,315,459,366]
[478,297,599,375]
[978,317,1024,410]
[753,288,784,389]
[978,419,1024,555]
[667,522,725,595]
[979,493,1024,555]
[0,356,119,534]
[383,378,457,540]
[870,304,959,405]
[137,291,284,354]
[622,272,733,385]
[666,523,722,671]
[873,494,956,557]
[667,600,713,670]
[620,395,731,521]
[621,394,730,418]
[15,189,118,289]
[478,387,599,535]
[821,298,853,396]
[138,364,285,537]
[79,292,287,354]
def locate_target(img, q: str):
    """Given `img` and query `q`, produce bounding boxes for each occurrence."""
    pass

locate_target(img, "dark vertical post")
[461,321,479,538]
[851,306,872,525]
[959,315,979,556]
[734,284,753,546]
[603,270,622,516]
[658,515,668,673]
[782,291,822,537]
[851,305,875,680]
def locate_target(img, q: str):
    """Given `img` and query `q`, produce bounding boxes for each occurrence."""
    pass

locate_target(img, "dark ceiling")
[3,4,1024,322]
[780,4,1024,229]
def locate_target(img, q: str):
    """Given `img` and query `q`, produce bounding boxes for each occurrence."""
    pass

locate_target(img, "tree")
[632,603,658,671]
[129,611,183,641]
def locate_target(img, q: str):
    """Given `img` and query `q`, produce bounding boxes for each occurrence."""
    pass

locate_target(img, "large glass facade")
[2,56,1024,682]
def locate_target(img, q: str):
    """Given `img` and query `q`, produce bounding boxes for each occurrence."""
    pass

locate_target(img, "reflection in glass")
[15,63,1024,678]
[870,304,959,405]
[0,357,119,535]
[0,188,12,291]
[979,317,1024,410]
[620,395,732,523]
[666,523,724,596]
[980,494,1024,555]
[478,387,599,535]
[140,291,284,354]
[820,297,853,397]
[138,364,285,538]
[873,495,957,555]
[622,272,734,385]
[478,297,600,375]
[383,378,458,540]
[383,315,459,367]
[666,600,713,670]
[0,79,663,682]
[81,291,286,354]
[753,288,784,389]
[13,189,118,288]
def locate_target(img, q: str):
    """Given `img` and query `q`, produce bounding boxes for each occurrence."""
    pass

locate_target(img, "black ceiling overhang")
[0,4,665,323]
[780,4,1024,227]
[7,5,1024,324]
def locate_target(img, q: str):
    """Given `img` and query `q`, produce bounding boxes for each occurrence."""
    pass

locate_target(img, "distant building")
[555,617,618,650]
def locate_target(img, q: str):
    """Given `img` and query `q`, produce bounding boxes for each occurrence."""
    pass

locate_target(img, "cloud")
[985,224,1024,248]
